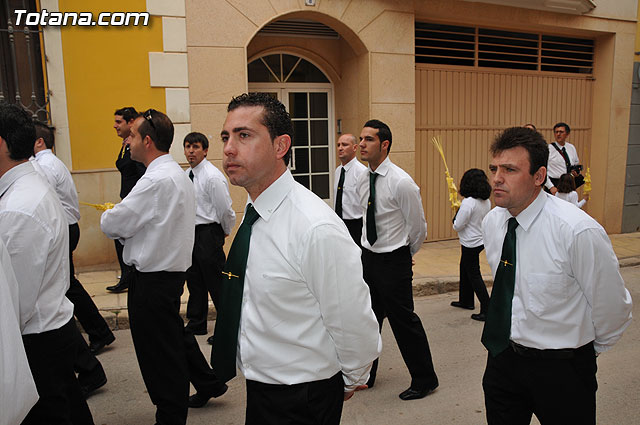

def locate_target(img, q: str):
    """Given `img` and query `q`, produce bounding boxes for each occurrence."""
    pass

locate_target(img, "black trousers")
[342,218,363,247]
[21,319,94,425]
[185,223,225,334]
[66,223,113,344]
[129,269,223,425]
[245,372,344,425]
[362,246,438,390]
[457,244,490,313]
[483,342,597,425]
[114,239,136,284]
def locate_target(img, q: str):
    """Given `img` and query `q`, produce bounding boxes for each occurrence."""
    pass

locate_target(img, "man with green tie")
[482,126,632,424]
[357,119,439,400]
[211,93,381,425]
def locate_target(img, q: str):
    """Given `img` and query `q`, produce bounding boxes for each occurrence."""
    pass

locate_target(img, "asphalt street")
[86,265,640,424]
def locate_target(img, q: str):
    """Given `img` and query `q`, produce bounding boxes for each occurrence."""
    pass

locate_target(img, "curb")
[91,256,640,332]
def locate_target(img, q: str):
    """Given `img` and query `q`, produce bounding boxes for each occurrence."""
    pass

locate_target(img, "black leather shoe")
[188,384,228,408]
[471,313,486,322]
[106,280,128,293]
[207,335,214,345]
[80,368,107,398]
[89,333,115,355]
[398,380,439,401]
[450,301,474,310]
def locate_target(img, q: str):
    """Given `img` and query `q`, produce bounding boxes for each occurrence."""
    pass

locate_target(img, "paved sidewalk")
[78,232,640,329]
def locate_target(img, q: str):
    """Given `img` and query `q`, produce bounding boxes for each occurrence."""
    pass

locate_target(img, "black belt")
[509,340,593,360]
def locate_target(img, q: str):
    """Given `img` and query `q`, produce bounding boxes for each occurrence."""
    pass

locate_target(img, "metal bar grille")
[0,0,50,122]
[416,21,594,75]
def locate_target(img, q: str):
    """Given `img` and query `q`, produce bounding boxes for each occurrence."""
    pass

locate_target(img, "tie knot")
[244,204,260,226]
[507,217,519,233]
[369,172,378,183]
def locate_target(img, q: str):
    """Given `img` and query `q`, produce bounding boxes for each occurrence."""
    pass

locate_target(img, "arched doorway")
[248,53,334,203]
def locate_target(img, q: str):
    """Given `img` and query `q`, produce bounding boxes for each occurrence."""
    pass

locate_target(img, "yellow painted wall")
[58,0,165,170]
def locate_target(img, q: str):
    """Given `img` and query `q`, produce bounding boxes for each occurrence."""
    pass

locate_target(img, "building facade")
[2,0,636,267]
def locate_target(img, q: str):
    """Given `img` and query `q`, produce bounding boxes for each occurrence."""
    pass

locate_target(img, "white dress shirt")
[238,169,381,390]
[555,191,586,209]
[187,159,235,234]
[34,149,81,225]
[358,156,427,256]
[101,154,195,273]
[545,142,580,188]
[482,190,632,353]
[333,157,367,219]
[453,197,491,248]
[0,239,38,425]
[0,161,74,335]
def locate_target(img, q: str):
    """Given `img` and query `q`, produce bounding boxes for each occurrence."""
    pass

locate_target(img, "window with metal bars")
[0,0,49,122]
[415,21,594,75]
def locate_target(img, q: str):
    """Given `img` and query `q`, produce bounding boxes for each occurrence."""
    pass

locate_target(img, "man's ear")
[381,139,390,153]
[274,134,292,160]
[534,166,547,187]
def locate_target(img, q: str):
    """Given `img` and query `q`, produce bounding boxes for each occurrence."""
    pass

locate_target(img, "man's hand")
[344,385,368,401]
[550,186,558,195]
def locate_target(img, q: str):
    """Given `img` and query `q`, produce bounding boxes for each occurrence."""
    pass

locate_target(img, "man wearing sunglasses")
[101,109,225,424]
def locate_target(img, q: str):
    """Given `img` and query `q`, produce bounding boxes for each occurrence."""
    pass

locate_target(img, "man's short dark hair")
[34,121,55,149]
[138,109,174,153]
[553,122,571,134]
[490,127,548,176]
[183,131,209,149]
[363,119,393,153]
[459,168,492,200]
[115,107,139,122]
[227,93,293,165]
[0,102,36,160]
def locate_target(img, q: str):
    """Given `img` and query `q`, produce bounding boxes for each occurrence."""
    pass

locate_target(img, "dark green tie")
[335,167,345,218]
[211,204,260,382]
[366,172,378,246]
[482,217,518,357]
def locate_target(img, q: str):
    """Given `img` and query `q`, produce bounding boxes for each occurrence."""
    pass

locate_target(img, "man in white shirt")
[214,93,381,424]
[357,119,439,401]
[334,133,367,245]
[545,122,582,194]
[182,131,235,339]
[108,107,146,293]
[0,102,94,424]
[101,109,225,424]
[33,122,115,370]
[482,126,632,424]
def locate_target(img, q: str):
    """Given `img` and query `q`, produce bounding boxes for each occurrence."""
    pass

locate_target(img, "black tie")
[211,204,260,383]
[482,217,518,357]
[366,172,378,246]
[335,167,346,218]
[189,170,194,181]
[561,147,571,173]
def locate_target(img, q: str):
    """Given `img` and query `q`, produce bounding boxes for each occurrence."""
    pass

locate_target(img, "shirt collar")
[248,169,293,223]
[146,154,172,171]
[34,149,53,159]
[368,155,391,176]
[342,156,359,171]
[0,161,35,199]
[506,189,546,232]
[191,158,207,176]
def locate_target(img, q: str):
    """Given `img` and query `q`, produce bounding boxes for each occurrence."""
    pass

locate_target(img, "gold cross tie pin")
[500,259,513,267]
[221,271,239,280]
